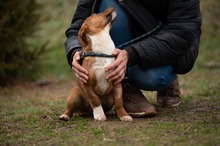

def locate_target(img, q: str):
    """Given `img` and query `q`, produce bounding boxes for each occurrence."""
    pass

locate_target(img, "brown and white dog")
[59,7,132,122]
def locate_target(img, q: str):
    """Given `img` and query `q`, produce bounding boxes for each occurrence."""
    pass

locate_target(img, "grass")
[0,0,220,145]
[0,87,219,145]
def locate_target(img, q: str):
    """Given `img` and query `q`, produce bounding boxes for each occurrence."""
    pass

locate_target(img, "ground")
[0,67,219,145]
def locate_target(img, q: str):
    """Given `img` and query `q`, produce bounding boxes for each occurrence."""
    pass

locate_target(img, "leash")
[116,21,162,49]
[80,21,162,60]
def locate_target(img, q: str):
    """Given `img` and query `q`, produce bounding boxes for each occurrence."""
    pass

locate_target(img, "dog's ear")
[78,29,87,47]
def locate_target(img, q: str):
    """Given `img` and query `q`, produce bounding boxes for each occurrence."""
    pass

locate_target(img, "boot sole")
[128,108,157,118]
[161,100,181,108]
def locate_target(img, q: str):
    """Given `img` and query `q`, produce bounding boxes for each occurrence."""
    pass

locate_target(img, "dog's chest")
[92,57,114,94]
[88,26,115,94]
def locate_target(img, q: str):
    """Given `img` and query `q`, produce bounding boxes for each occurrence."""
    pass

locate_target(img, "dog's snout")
[105,8,117,24]
[104,7,116,19]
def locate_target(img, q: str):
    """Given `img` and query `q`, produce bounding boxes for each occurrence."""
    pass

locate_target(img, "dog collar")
[80,52,115,59]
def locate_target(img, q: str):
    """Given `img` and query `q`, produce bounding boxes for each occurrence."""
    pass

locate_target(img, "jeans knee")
[154,75,172,90]
[128,66,175,91]
[140,74,171,91]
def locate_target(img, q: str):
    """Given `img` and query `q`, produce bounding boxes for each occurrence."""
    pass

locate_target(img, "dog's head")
[78,7,117,47]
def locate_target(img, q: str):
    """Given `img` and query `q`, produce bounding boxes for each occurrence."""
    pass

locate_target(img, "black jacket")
[65,0,202,74]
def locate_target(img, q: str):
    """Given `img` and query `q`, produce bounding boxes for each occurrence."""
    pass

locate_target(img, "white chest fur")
[89,25,115,54]
[89,24,115,94]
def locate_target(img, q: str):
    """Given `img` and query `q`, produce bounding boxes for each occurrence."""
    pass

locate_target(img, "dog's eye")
[106,14,111,20]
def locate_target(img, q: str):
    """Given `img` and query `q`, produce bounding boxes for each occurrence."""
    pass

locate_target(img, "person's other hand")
[105,49,129,85]
[72,51,88,83]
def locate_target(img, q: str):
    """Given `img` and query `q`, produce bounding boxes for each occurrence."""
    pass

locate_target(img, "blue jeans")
[98,0,175,91]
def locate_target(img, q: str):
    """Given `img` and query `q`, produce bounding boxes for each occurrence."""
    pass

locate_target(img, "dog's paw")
[93,105,106,121]
[94,114,107,121]
[59,114,70,121]
[120,115,133,122]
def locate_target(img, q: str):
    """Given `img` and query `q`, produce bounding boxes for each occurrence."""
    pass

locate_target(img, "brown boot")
[122,81,157,118]
[157,75,181,107]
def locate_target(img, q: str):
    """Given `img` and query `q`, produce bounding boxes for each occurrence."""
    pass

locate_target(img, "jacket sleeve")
[64,0,94,66]
[127,0,202,74]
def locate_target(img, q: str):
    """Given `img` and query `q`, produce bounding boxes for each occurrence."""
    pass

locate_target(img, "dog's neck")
[88,25,115,55]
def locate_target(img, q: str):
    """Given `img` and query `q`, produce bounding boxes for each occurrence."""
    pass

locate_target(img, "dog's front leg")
[113,83,133,122]
[84,87,106,121]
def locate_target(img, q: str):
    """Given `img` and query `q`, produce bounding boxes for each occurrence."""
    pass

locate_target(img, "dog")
[59,7,132,122]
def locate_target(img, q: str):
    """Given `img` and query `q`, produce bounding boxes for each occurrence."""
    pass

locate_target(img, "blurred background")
[0,0,219,86]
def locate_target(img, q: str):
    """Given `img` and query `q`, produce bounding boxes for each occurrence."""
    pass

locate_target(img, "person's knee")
[152,75,172,90]
[129,71,174,91]
[141,74,170,91]
[127,65,175,91]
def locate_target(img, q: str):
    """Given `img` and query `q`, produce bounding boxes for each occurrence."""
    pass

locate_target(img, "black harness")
[80,52,115,64]
[80,52,115,60]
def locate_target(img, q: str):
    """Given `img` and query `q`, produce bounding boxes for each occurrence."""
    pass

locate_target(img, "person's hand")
[105,49,129,85]
[72,51,88,83]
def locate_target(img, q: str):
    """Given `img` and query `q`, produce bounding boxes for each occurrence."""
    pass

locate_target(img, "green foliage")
[201,0,220,36]
[0,0,44,85]
[198,0,220,64]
